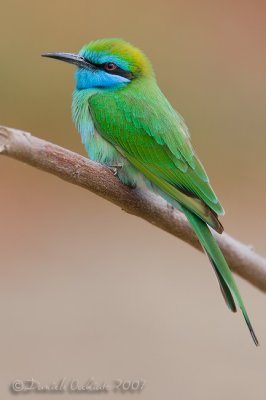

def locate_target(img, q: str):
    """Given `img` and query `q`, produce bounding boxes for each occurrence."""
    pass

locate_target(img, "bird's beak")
[41,52,94,69]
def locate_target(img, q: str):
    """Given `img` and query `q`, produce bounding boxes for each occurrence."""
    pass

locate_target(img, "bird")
[42,38,258,345]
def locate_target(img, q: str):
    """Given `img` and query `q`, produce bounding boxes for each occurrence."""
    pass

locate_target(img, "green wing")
[88,81,259,344]
[89,81,224,232]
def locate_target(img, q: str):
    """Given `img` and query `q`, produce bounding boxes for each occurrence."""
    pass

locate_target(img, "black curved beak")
[41,52,94,69]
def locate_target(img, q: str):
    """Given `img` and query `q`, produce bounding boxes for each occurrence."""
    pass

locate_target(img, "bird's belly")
[86,129,118,165]
[86,130,144,188]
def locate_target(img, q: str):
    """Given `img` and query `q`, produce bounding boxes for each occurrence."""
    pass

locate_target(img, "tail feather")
[207,254,237,312]
[183,207,259,346]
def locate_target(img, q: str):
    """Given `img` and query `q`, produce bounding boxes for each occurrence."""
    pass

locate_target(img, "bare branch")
[1,125,266,292]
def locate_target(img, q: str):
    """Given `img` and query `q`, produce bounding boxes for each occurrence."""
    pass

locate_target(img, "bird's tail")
[182,207,259,346]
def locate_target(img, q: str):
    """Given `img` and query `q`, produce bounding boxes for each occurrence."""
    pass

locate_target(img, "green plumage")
[88,80,258,344]
[183,208,258,345]
[43,38,258,345]
[89,80,224,232]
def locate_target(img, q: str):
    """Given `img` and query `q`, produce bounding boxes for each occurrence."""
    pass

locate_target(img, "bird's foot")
[167,203,175,213]
[108,163,123,176]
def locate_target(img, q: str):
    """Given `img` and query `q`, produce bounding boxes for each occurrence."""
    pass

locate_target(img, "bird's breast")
[72,89,122,166]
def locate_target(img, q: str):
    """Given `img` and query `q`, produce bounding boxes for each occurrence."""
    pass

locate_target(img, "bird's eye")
[104,62,117,71]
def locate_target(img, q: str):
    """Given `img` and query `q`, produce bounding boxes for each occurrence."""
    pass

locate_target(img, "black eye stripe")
[101,65,134,80]
[84,59,134,80]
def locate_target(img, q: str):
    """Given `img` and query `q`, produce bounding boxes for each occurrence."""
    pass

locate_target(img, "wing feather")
[89,81,224,228]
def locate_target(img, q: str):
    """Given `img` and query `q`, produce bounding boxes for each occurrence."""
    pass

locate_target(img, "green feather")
[86,76,259,343]
[58,37,259,344]
[119,151,223,233]
[183,208,259,346]
[89,80,224,220]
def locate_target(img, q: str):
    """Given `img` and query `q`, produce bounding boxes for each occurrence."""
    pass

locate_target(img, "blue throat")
[75,68,130,90]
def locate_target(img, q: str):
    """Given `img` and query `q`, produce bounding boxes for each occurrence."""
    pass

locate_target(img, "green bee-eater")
[43,38,258,345]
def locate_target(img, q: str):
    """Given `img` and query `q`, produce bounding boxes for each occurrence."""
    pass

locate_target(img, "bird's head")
[42,38,154,90]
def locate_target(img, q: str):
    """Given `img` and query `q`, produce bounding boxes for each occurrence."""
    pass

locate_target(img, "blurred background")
[1,0,266,398]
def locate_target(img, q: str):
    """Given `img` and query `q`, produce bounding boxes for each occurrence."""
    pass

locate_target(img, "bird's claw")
[167,203,175,212]
[108,164,123,176]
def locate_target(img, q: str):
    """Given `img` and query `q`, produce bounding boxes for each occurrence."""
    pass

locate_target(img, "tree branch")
[1,125,266,292]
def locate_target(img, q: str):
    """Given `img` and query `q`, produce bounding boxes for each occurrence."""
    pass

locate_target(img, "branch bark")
[1,125,266,292]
